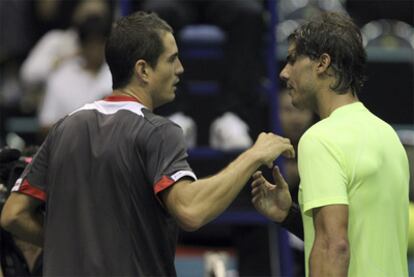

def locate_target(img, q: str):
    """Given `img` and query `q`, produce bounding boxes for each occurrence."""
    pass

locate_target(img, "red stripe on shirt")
[104,95,142,103]
[154,175,175,195]
[19,179,46,202]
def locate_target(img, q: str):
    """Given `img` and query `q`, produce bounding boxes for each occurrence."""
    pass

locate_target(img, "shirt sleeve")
[11,125,59,201]
[298,132,349,216]
[143,122,197,195]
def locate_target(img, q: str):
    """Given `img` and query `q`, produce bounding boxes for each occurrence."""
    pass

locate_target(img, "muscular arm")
[161,133,295,231]
[0,192,44,247]
[161,149,263,231]
[309,204,349,277]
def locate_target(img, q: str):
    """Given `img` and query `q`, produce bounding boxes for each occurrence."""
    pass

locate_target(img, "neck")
[113,87,153,110]
[316,89,358,119]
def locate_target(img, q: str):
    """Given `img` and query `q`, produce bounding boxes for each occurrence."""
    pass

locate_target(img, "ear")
[316,53,331,75]
[134,59,150,82]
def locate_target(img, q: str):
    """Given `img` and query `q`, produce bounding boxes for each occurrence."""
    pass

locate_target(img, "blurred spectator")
[137,0,266,149]
[20,0,113,120]
[37,5,113,138]
[20,0,112,89]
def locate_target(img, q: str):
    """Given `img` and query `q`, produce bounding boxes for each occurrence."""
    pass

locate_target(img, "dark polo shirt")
[13,95,196,276]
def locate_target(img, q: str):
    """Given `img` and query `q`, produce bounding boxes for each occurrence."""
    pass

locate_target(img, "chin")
[158,94,176,107]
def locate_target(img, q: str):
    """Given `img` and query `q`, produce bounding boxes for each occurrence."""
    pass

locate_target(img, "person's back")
[299,102,409,276]
[19,96,194,275]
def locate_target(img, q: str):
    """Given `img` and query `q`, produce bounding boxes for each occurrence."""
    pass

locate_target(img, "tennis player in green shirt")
[252,12,409,277]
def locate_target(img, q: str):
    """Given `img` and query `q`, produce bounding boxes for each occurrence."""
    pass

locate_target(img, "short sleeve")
[298,132,349,215]
[11,126,58,201]
[144,122,196,195]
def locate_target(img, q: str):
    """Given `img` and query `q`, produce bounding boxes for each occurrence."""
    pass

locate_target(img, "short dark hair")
[288,12,367,95]
[105,11,173,89]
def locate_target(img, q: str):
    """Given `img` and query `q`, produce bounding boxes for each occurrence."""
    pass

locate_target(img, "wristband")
[279,202,304,240]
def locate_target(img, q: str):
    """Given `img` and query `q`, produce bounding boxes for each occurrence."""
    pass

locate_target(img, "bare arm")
[160,132,295,231]
[0,192,44,247]
[309,204,349,277]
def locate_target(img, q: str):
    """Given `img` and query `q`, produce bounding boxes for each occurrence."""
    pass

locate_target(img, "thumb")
[272,166,288,189]
[281,144,295,159]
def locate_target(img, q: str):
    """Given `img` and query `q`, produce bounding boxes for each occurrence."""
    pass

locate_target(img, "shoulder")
[298,120,343,161]
[142,110,180,130]
[141,110,185,143]
[299,121,329,147]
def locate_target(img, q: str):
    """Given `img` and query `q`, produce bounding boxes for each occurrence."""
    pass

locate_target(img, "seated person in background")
[38,10,112,138]
[20,0,111,89]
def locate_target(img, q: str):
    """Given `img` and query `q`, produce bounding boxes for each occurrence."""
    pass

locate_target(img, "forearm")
[309,240,349,277]
[178,149,262,227]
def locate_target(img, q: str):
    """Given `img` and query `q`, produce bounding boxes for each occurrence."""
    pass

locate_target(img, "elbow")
[314,235,350,259]
[0,207,19,233]
[0,196,28,234]
[179,221,201,232]
[328,238,350,259]
[336,239,350,255]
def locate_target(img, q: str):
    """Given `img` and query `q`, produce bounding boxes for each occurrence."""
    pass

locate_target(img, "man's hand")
[251,166,292,222]
[250,132,295,168]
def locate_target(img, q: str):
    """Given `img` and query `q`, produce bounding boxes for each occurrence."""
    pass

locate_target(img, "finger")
[251,172,265,187]
[252,195,258,205]
[272,166,288,188]
[266,161,274,169]
[251,178,262,188]
[251,187,260,195]
[282,145,296,159]
[272,166,282,182]
[252,175,266,187]
[252,171,262,180]
[282,137,291,144]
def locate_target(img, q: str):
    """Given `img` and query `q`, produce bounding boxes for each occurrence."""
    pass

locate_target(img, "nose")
[279,64,290,82]
[176,58,184,75]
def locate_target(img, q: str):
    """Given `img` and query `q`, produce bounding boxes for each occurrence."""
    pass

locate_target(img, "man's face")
[148,32,184,108]
[279,43,318,111]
